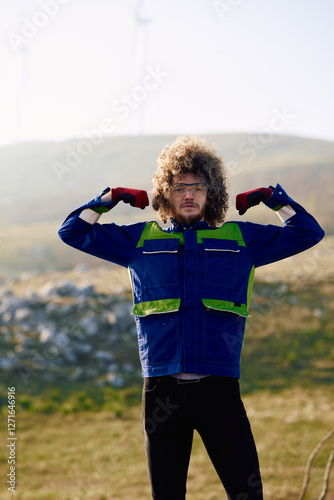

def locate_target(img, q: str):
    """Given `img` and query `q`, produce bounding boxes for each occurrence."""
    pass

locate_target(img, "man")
[58,136,324,500]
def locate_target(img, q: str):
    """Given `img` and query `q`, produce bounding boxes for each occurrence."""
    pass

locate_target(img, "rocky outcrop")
[0,280,141,388]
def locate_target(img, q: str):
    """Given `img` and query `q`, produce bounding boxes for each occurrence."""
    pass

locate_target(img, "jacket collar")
[169,219,210,233]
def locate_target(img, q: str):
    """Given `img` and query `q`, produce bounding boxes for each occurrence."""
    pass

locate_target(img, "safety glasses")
[169,183,207,195]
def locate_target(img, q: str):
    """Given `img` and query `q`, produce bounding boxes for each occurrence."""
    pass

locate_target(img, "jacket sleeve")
[239,183,325,268]
[58,187,146,268]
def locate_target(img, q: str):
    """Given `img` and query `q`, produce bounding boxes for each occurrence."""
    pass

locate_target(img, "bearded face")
[168,173,207,225]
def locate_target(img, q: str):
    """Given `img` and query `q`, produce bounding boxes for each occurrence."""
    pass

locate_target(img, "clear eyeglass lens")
[171,183,206,194]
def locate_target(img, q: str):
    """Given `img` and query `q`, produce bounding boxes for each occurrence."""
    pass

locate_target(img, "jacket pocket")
[202,300,246,366]
[203,238,240,288]
[133,299,181,367]
[143,239,180,288]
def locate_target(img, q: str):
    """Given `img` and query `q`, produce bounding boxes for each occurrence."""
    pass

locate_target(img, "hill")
[1,133,332,273]
[1,133,333,232]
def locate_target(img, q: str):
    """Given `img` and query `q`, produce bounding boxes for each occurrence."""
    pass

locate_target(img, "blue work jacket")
[58,184,324,378]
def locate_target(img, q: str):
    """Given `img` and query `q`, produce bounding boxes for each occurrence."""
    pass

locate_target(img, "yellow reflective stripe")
[247,265,255,311]
[272,204,284,212]
[196,223,246,246]
[202,299,250,317]
[136,222,184,248]
[132,298,181,317]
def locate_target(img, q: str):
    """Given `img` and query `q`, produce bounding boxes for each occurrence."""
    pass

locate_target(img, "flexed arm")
[236,183,325,268]
[79,187,149,224]
[58,187,149,267]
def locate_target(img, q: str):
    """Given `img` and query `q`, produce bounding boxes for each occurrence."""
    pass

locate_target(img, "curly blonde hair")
[152,136,229,227]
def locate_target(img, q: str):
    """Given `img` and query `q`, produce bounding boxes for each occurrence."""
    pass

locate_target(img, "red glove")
[236,187,273,215]
[111,187,149,209]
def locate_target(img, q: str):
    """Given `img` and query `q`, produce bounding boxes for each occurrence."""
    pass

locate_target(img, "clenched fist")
[236,187,273,215]
[111,187,149,209]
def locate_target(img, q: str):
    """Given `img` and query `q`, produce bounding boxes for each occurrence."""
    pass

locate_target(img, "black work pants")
[142,375,263,500]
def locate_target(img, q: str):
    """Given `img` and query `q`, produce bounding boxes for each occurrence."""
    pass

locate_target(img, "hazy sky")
[1,0,334,147]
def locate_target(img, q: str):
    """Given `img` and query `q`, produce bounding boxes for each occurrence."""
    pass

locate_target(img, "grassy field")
[0,387,333,499]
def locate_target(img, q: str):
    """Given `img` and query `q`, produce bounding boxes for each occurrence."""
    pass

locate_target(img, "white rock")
[39,327,54,343]
[15,308,31,321]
